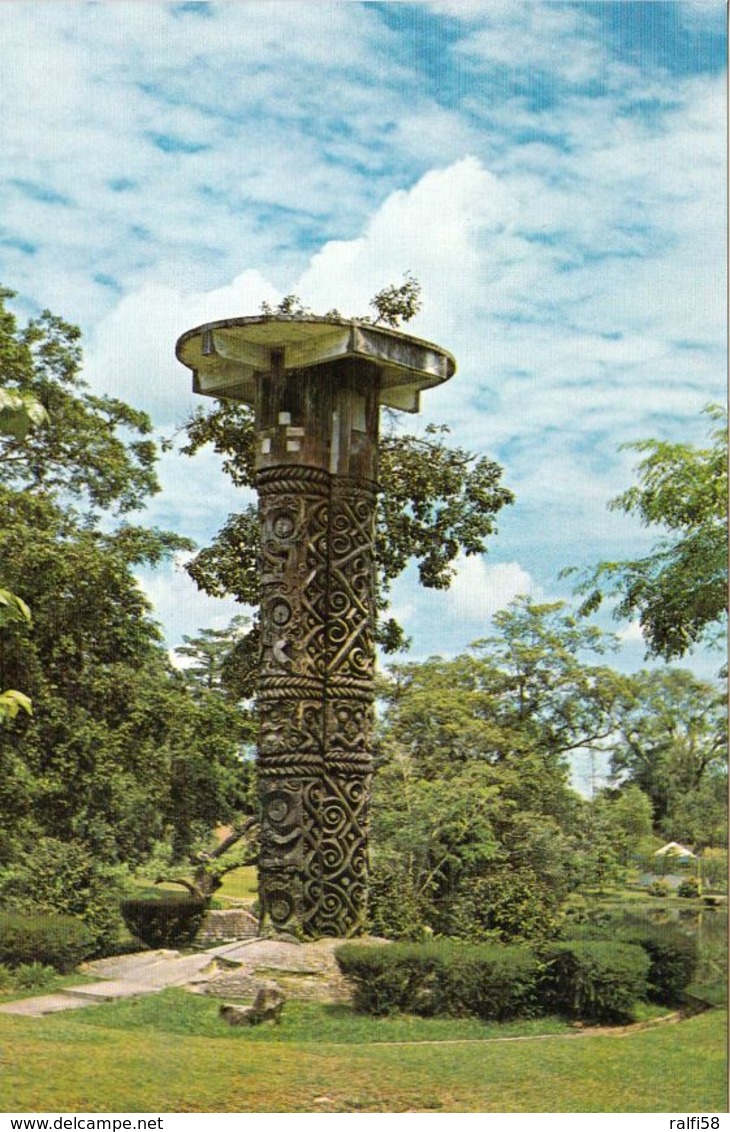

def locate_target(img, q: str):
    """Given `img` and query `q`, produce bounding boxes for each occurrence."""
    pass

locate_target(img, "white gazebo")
[654,841,696,859]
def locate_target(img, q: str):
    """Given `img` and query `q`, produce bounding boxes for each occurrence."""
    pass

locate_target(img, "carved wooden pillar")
[256,464,331,935]
[176,316,455,939]
[255,359,378,937]
[316,473,376,935]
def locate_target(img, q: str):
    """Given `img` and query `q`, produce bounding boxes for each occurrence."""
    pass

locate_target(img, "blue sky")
[1,1,726,703]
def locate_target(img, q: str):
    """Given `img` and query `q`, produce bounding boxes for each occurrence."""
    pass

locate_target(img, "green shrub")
[12,962,57,990]
[443,869,563,944]
[699,850,728,893]
[539,940,649,1024]
[0,911,95,972]
[334,943,438,1015]
[120,893,208,949]
[647,879,670,898]
[677,877,702,899]
[335,941,540,1021]
[564,907,699,1007]
[0,838,132,956]
[440,944,541,1020]
[366,865,431,941]
[561,893,589,925]
[620,926,698,1005]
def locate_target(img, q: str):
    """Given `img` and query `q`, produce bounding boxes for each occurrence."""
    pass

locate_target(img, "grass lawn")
[132,866,258,904]
[0,972,100,1002]
[0,991,726,1113]
[216,865,258,903]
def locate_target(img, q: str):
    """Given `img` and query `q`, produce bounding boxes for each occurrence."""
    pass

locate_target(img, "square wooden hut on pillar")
[176,315,456,938]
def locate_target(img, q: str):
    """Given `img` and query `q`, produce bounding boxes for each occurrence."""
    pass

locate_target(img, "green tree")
[167,615,258,859]
[0,288,250,882]
[608,668,727,836]
[573,785,654,892]
[369,750,502,939]
[0,380,47,723]
[369,599,627,940]
[179,413,513,658]
[174,615,253,695]
[567,405,727,661]
[664,775,728,850]
[381,599,625,812]
[0,287,157,515]
[607,783,655,856]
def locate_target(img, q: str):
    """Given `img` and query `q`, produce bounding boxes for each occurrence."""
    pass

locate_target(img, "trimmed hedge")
[120,893,208,949]
[337,938,653,1024]
[0,911,95,973]
[335,941,541,1021]
[440,944,541,1020]
[334,942,440,1016]
[337,928,695,1025]
[568,913,699,1006]
[539,940,650,1024]
[620,927,698,1005]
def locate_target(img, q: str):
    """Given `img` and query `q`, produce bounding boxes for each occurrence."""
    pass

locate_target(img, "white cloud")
[84,269,280,425]
[0,2,724,677]
[296,157,518,331]
[446,557,535,622]
[0,2,424,322]
[455,4,605,86]
[79,132,723,658]
[382,555,541,664]
[136,552,251,654]
[617,621,646,645]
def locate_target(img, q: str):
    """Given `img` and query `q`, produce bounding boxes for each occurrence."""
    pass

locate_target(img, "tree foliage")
[567,405,728,660]
[0,371,46,724]
[0,288,253,897]
[368,272,422,327]
[173,615,253,696]
[259,271,422,328]
[0,484,252,867]
[0,288,158,515]
[369,599,629,940]
[607,668,727,840]
[370,598,727,939]
[0,586,32,723]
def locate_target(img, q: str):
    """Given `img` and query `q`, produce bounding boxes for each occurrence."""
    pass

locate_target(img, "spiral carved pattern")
[256,466,375,937]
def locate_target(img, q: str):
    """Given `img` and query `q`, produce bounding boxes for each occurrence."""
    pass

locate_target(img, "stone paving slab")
[197,936,360,1004]
[0,953,224,1016]
[0,993,102,1016]
[62,980,158,1001]
[82,950,220,988]
[211,938,333,971]
[80,949,183,980]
